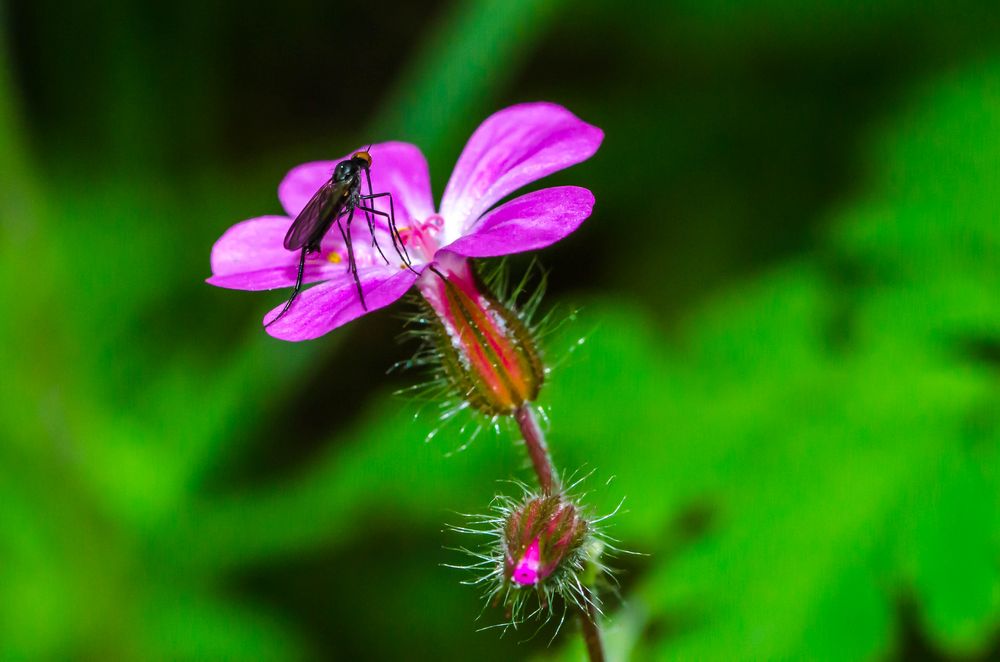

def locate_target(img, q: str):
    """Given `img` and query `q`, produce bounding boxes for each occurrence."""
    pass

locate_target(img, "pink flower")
[207,102,603,341]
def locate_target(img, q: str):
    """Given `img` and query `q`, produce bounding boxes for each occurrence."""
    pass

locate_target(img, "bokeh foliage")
[2,0,999,660]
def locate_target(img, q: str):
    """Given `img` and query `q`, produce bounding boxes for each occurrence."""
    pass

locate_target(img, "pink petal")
[278,142,435,229]
[366,142,436,228]
[210,215,293,275]
[440,186,595,258]
[512,538,542,586]
[208,266,334,291]
[439,103,603,235]
[278,161,336,219]
[208,215,347,291]
[263,266,421,341]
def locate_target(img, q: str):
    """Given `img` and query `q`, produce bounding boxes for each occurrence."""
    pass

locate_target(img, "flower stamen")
[399,214,446,263]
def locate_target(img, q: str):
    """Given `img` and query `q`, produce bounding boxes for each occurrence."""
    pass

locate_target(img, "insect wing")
[283,181,348,250]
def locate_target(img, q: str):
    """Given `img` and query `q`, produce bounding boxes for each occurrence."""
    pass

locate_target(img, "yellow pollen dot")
[328,252,342,264]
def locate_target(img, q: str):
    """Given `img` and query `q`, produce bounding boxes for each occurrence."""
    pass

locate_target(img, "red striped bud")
[417,253,544,416]
[504,493,588,587]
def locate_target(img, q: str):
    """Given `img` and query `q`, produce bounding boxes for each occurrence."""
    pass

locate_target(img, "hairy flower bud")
[417,252,544,416]
[504,493,588,587]
[448,487,616,627]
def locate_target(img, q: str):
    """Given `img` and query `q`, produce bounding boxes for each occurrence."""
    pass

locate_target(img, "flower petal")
[263,265,421,341]
[208,215,344,291]
[210,215,292,275]
[207,210,417,291]
[278,142,435,229]
[439,103,603,238]
[278,162,337,219]
[440,186,595,258]
[366,142,436,228]
[207,266,329,291]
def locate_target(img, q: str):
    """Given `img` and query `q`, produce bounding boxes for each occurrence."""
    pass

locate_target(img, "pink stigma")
[512,537,542,586]
[399,214,444,262]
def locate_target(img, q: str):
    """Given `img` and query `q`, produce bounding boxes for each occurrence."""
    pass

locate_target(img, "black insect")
[266,149,410,327]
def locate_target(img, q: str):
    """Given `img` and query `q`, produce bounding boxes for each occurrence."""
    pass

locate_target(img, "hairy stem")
[514,404,604,662]
[514,405,557,495]
[580,591,606,662]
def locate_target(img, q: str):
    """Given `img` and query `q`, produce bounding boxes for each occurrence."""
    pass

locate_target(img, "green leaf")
[626,58,1000,661]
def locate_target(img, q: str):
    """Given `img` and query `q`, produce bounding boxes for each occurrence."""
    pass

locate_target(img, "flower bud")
[417,252,544,416]
[504,493,588,587]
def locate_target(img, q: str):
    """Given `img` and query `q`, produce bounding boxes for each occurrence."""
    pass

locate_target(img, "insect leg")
[360,202,391,265]
[265,245,309,328]
[359,169,389,263]
[339,207,368,311]
[356,205,389,218]
[366,191,407,263]
[356,204,418,274]
[359,190,410,265]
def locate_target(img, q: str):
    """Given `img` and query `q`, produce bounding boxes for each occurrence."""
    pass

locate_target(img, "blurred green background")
[2,0,999,659]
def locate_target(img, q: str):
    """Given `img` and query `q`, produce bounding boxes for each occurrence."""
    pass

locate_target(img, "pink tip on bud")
[512,538,543,586]
[504,493,588,587]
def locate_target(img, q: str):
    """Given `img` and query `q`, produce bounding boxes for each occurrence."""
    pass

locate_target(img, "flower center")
[398,214,444,263]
